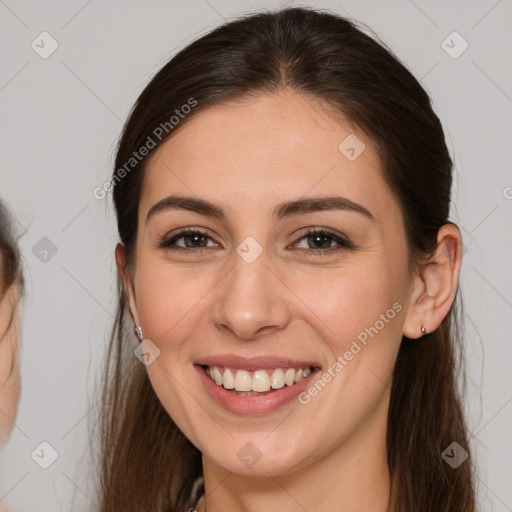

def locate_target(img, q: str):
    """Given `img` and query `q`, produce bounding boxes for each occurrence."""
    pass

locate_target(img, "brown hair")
[98,7,475,511]
[0,200,23,296]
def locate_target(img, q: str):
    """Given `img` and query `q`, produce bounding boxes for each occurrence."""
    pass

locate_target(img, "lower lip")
[195,365,318,415]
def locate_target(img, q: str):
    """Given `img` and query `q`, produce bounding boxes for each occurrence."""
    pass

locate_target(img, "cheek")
[303,258,405,350]
[134,262,210,348]
[299,260,405,414]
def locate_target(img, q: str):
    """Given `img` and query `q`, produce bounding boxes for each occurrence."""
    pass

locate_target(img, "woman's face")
[124,91,416,476]
[0,280,21,445]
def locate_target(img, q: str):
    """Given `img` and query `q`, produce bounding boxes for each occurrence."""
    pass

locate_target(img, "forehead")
[140,92,398,223]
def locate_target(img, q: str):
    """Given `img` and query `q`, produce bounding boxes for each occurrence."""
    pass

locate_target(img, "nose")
[213,249,291,341]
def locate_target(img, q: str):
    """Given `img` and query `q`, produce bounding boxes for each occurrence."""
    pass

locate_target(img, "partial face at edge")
[121,91,414,476]
[0,281,21,446]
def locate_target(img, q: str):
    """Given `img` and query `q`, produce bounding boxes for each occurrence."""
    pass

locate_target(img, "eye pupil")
[309,234,330,249]
[186,234,206,247]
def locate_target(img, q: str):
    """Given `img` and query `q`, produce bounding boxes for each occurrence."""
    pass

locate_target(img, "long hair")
[98,7,475,511]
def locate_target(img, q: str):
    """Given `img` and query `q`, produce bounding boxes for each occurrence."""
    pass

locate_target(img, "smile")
[194,357,321,415]
[204,365,314,395]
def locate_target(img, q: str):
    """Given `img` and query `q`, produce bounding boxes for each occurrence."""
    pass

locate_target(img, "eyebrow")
[146,195,376,223]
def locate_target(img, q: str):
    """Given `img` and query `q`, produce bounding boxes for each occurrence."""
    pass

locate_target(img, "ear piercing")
[134,325,143,343]
[420,322,427,336]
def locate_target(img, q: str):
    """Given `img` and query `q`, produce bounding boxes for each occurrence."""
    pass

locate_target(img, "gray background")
[0,0,511,510]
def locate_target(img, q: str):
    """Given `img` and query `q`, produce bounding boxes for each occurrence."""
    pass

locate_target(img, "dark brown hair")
[0,200,23,296]
[99,7,475,511]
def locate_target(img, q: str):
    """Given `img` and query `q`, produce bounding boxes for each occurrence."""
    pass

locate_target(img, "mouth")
[194,358,321,415]
[201,364,315,395]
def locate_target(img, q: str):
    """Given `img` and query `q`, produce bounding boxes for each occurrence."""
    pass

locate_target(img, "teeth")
[212,366,223,386]
[234,369,252,391]
[252,370,270,392]
[205,365,313,392]
[223,368,235,389]
[270,368,285,389]
[285,368,295,386]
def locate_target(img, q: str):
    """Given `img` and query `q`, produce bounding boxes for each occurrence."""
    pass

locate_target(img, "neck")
[199,398,392,512]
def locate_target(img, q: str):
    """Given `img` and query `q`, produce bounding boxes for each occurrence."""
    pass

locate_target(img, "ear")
[402,223,462,339]
[115,243,141,327]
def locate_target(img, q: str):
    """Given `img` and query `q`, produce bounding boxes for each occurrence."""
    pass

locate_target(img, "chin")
[199,432,316,477]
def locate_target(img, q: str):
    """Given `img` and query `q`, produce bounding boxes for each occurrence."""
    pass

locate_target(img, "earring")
[134,325,143,343]
[420,322,427,336]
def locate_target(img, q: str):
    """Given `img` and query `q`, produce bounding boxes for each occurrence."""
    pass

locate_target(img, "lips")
[195,355,321,371]
[194,355,321,414]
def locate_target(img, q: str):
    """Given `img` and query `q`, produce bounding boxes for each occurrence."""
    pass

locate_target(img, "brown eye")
[292,228,354,253]
[159,227,354,255]
[159,229,218,251]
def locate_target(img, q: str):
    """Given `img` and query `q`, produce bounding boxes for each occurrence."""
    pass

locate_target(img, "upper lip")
[195,355,321,371]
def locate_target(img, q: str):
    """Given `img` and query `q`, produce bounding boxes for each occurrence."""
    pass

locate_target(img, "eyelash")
[159,227,355,256]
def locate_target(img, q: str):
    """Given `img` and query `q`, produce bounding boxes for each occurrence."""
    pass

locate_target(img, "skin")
[0,280,21,448]
[117,91,462,512]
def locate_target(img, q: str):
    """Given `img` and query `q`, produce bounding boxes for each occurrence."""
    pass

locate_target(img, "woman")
[0,200,22,449]
[99,7,475,511]
[0,199,23,512]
